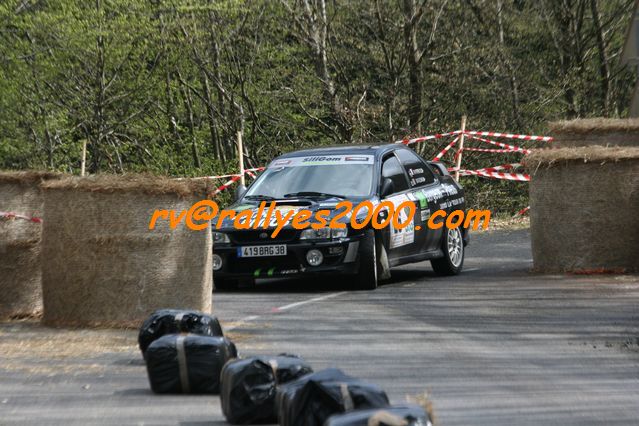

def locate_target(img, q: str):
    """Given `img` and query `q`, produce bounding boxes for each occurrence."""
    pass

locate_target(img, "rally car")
[213,143,469,290]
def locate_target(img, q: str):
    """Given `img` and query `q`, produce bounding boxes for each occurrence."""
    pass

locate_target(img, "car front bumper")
[213,235,364,279]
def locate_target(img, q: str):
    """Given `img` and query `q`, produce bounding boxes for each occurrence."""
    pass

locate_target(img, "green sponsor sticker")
[415,191,428,209]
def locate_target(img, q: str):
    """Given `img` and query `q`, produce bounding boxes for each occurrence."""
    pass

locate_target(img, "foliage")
[0,0,635,211]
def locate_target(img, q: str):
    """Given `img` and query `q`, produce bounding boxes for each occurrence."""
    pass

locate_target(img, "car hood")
[216,197,377,231]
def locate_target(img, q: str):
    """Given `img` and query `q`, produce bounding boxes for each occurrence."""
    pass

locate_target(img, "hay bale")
[0,171,62,319]
[525,146,639,273]
[40,174,214,327]
[549,118,639,147]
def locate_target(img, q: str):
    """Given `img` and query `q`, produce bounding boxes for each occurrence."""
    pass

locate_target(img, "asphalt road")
[2,229,639,425]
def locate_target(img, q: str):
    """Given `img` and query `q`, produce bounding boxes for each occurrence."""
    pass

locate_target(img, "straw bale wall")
[526,146,639,273]
[0,171,61,319]
[40,174,213,327]
[549,118,639,148]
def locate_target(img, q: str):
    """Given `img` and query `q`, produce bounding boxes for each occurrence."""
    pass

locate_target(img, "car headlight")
[331,228,348,239]
[212,232,230,244]
[300,228,347,240]
[300,228,330,240]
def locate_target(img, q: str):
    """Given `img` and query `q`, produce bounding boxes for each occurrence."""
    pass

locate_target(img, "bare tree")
[539,0,589,118]
[590,0,611,115]
[359,0,407,141]
[496,0,521,127]
[402,0,426,134]
[280,0,352,141]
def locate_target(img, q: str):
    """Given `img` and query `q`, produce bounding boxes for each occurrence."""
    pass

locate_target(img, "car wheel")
[431,226,464,275]
[355,229,378,290]
[214,278,239,291]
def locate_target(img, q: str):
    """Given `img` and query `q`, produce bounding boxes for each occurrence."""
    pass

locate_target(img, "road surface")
[2,229,638,425]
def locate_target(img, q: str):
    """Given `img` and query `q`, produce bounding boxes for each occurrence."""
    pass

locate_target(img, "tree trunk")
[26,32,55,168]
[198,71,224,161]
[180,80,201,169]
[91,0,106,173]
[402,0,423,134]
[590,0,611,116]
[289,0,351,141]
[497,0,521,127]
[206,7,230,158]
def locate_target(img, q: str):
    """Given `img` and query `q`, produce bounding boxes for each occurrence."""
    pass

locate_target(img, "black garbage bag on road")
[276,368,390,426]
[220,354,313,424]
[324,404,431,426]
[145,334,237,394]
[138,309,224,354]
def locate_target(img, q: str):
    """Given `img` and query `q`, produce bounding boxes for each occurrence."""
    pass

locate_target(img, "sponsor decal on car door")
[387,194,415,249]
[414,189,431,223]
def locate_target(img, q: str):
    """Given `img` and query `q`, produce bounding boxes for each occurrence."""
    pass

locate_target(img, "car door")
[394,148,443,253]
[379,152,416,259]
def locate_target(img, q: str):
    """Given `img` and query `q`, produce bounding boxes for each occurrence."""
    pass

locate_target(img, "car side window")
[381,154,409,194]
[395,148,436,188]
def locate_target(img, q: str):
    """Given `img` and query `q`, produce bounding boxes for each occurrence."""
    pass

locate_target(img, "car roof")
[276,143,401,160]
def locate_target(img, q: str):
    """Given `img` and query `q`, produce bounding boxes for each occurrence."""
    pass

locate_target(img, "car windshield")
[245,155,375,199]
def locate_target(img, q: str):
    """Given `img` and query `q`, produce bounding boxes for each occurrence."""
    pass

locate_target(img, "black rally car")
[213,144,469,290]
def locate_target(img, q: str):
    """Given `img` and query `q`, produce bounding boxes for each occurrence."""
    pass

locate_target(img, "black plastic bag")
[220,354,313,424]
[276,368,390,426]
[138,309,223,354]
[145,334,237,394]
[324,404,431,426]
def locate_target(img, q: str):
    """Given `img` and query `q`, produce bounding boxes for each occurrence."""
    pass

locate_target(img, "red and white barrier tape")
[468,136,529,153]
[432,136,459,161]
[190,172,241,180]
[398,130,463,146]
[457,169,530,181]
[464,131,553,142]
[177,167,265,195]
[246,167,265,173]
[0,211,42,223]
[397,130,551,147]
[200,128,548,189]
[461,146,530,154]
[516,206,530,216]
[448,162,521,174]
[211,175,243,196]
[206,167,266,196]
[450,161,528,180]
[186,167,265,181]
[474,163,522,173]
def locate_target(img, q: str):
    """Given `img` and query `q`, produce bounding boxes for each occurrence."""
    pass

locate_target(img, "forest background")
[0,0,634,212]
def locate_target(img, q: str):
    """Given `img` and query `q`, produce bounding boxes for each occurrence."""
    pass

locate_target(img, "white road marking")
[225,292,347,331]
[243,315,260,321]
[273,291,347,312]
[225,315,259,331]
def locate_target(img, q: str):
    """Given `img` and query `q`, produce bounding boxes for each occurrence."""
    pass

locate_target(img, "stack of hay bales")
[0,171,61,319]
[526,119,639,273]
[40,175,214,327]
[548,118,639,148]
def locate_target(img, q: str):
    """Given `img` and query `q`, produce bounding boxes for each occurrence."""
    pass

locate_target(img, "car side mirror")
[380,177,394,198]
[235,184,247,201]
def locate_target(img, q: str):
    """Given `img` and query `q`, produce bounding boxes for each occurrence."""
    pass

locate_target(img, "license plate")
[237,245,287,258]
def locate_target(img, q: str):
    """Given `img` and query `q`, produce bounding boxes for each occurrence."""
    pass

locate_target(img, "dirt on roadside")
[0,319,248,376]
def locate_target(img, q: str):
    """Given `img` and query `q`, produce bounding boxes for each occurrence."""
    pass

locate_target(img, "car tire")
[431,226,464,275]
[377,239,391,281]
[354,229,378,290]
[214,278,239,291]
